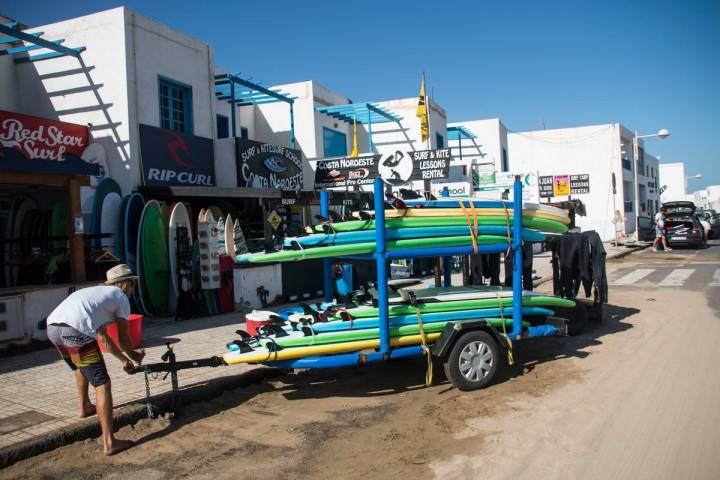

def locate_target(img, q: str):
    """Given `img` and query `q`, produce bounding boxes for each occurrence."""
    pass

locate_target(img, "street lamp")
[684,173,702,194]
[633,128,669,227]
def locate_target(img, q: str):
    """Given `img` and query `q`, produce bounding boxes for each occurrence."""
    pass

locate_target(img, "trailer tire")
[443,330,500,391]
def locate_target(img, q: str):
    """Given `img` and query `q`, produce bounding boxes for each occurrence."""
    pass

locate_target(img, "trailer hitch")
[134,343,225,419]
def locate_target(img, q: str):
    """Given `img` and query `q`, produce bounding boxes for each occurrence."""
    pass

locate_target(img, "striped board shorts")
[47,324,110,387]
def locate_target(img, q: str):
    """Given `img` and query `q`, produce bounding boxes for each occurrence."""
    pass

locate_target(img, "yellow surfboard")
[223,332,442,365]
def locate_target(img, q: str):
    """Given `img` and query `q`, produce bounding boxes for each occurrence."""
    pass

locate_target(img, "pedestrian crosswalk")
[611,268,720,288]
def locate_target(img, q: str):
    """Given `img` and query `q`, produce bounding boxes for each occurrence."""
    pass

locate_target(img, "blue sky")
[3,0,719,190]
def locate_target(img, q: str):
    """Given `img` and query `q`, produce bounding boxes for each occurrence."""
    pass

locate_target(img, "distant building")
[658,162,693,204]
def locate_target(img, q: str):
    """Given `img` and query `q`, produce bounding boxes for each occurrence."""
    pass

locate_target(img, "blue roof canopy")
[316,103,402,124]
[447,126,476,141]
[214,73,295,106]
[0,22,85,63]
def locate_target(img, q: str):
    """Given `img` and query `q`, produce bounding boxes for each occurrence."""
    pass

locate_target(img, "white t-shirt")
[654,212,665,228]
[47,285,131,338]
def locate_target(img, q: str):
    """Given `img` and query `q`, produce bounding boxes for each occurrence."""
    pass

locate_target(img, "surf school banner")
[235,139,303,189]
[379,148,451,186]
[0,110,101,176]
[314,154,381,188]
[139,124,215,186]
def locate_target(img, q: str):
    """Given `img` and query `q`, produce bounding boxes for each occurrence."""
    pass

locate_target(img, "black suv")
[663,201,707,248]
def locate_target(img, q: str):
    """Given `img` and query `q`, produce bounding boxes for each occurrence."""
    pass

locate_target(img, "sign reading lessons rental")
[139,124,215,186]
[236,138,302,189]
[0,110,101,176]
[379,149,451,186]
[314,154,380,188]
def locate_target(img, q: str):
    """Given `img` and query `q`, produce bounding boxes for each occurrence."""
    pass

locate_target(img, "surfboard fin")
[226,340,254,353]
[257,324,289,337]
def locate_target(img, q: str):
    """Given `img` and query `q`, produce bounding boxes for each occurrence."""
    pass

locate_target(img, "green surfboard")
[239,235,510,264]
[140,201,170,314]
[314,216,567,234]
[50,200,67,251]
[339,295,576,319]
[262,318,532,349]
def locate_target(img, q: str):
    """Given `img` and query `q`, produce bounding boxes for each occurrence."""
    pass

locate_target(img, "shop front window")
[323,127,347,157]
[159,77,193,135]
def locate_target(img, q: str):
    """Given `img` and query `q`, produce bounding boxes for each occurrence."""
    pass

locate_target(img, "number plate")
[671,236,687,241]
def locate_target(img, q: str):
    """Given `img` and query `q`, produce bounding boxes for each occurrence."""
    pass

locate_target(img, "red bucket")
[245,310,275,336]
[99,314,143,352]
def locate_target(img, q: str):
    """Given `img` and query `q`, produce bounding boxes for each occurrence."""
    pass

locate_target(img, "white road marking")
[658,269,695,287]
[710,269,720,287]
[612,269,655,286]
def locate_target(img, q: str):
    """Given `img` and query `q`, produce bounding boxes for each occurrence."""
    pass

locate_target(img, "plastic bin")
[98,314,143,352]
[245,310,276,336]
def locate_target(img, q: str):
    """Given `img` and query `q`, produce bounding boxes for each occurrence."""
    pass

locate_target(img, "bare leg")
[74,370,95,418]
[95,380,132,455]
[662,236,670,250]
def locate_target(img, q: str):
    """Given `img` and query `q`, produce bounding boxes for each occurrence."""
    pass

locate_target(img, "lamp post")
[633,128,669,231]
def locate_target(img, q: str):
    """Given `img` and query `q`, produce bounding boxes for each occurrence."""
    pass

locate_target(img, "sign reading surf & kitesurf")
[236,138,303,189]
[314,154,381,188]
[0,110,101,176]
[379,148,451,186]
[139,124,215,186]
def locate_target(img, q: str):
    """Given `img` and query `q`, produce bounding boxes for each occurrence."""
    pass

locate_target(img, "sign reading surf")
[236,138,303,189]
[0,110,87,161]
[314,154,380,188]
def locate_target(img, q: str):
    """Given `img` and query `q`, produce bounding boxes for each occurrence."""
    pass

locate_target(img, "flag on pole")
[416,76,429,143]
[351,114,359,157]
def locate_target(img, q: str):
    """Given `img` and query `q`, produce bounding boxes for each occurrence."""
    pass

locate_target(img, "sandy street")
[1,245,719,480]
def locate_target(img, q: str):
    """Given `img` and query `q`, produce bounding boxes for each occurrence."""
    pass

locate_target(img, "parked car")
[636,216,656,242]
[697,210,720,239]
[663,201,707,248]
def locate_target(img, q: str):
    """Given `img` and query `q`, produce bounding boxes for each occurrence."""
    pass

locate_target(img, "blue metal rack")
[267,176,546,370]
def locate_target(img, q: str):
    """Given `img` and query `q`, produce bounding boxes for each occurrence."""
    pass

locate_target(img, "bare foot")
[104,439,134,456]
[79,404,96,418]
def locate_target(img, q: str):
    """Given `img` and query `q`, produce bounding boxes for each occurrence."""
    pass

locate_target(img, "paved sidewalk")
[0,240,645,463]
[0,312,261,453]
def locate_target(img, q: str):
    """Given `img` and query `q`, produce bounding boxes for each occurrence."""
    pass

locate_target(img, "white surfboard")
[168,203,192,307]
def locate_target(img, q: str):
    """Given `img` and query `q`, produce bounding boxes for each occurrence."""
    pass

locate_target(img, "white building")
[692,186,720,211]
[658,162,695,204]
[1,7,218,196]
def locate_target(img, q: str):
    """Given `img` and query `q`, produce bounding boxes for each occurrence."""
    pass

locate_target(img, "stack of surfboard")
[235,200,569,265]
[223,285,576,365]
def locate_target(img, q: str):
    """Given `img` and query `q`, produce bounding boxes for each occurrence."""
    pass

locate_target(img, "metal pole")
[320,190,333,303]
[510,177,523,339]
[290,101,296,149]
[373,178,390,357]
[443,256,452,287]
[230,81,236,137]
[367,109,373,152]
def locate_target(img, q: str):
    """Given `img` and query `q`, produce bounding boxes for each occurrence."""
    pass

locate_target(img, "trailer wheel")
[443,331,500,391]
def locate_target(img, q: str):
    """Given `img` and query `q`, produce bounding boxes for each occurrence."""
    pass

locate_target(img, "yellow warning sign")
[267,210,282,230]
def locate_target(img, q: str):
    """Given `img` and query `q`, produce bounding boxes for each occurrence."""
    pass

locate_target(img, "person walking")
[46,264,145,456]
[652,207,671,252]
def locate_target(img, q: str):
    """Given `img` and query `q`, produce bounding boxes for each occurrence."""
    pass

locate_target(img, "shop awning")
[214,73,297,148]
[316,103,402,125]
[448,125,485,161]
[316,102,402,152]
[447,125,476,141]
[0,21,85,63]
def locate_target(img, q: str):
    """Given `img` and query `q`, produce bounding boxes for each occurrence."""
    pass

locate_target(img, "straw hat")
[105,264,139,285]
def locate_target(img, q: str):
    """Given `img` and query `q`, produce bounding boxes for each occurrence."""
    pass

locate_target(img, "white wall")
[125,9,216,191]
[11,8,132,192]
[659,162,687,203]
[7,7,217,195]
[508,124,622,240]
[0,55,18,112]
[214,137,237,187]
